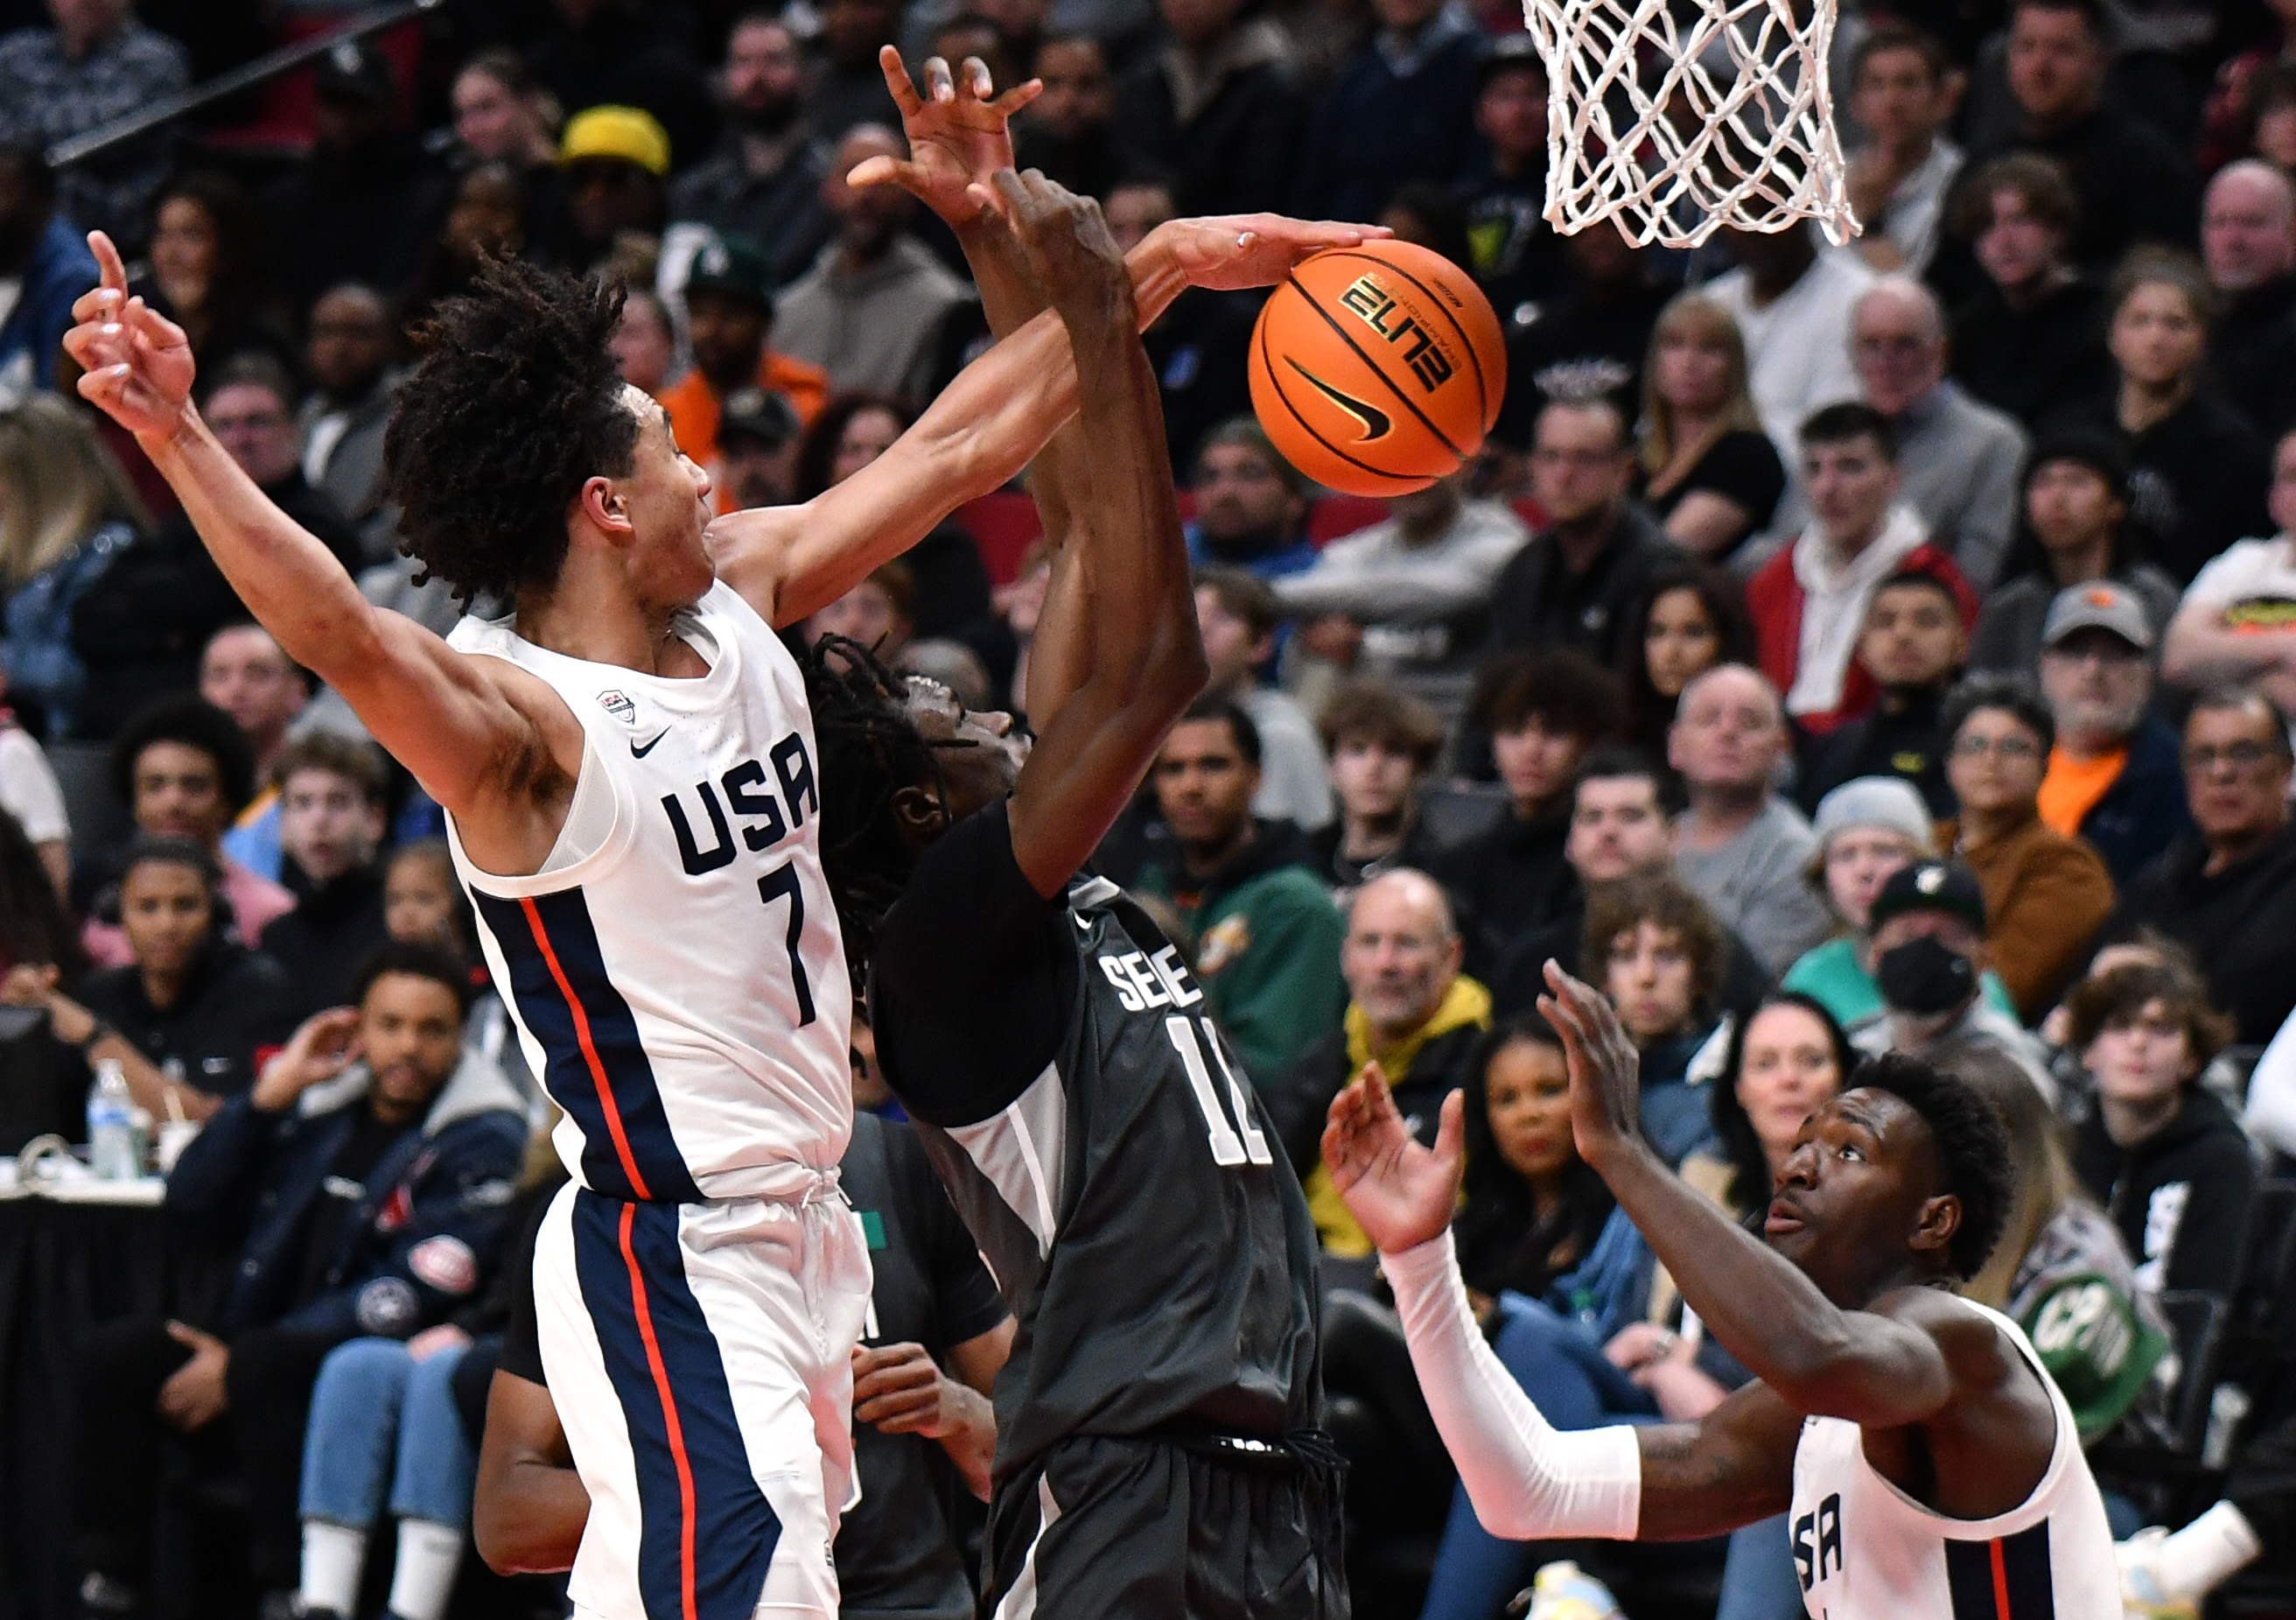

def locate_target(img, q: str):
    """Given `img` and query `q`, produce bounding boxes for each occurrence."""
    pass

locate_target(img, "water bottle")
[86,1060,138,1181]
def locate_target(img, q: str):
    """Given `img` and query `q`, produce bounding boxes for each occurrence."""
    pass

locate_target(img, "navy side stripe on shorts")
[571,1190,780,1620]
[475,887,702,1202]
[1942,1522,2057,1620]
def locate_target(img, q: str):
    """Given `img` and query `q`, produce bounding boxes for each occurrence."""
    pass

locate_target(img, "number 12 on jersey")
[1166,1015,1273,1167]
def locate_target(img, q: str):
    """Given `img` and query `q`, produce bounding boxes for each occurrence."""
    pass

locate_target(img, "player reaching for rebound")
[63,123,1374,1616]
[1324,963,2118,1619]
[805,114,1343,1620]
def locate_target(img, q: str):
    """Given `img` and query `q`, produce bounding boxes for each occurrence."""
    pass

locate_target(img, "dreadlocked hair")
[802,634,939,990]
[382,256,638,607]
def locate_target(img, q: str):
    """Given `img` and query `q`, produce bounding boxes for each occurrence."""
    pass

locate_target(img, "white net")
[1524,0,1860,249]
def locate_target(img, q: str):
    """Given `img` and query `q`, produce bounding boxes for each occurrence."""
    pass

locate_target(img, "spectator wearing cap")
[556,104,672,277]
[1460,39,1569,326]
[1959,0,2197,275]
[1113,0,1309,219]
[1943,154,2117,431]
[0,144,98,404]
[0,0,187,250]
[2164,424,2296,718]
[299,284,401,563]
[774,125,976,410]
[662,234,830,480]
[1796,570,1968,818]
[1484,396,1681,671]
[72,355,364,739]
[524,0,718,177]
[715,388,804,511]
[1968,433,2180,676]
[2034,584,2192,885]
[1670,664,1837,978]
[1785,777,2025,1030]
[258,42,452,312]
[2202,161,2296,442]
[1852,858,2056,1097]
[2096,686,2296,1046]
[1936,674,2116,1020]
[1852,277,2027,590]
[667,13,832,291]
[1291,0,1487,223]
[1308,679,1450,893]
[1746,403,1977,736]
[1842,24,1964,277]
[1195,566,1332,832]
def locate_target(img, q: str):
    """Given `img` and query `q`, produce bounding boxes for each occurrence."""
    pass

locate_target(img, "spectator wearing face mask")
[2033,585,2192,885]
[1936,675,2116,1022]
[2094,685,2296,1046]
[1852,859,2055,1095]
[256,734,394,1021]
[1194,566,1331,832]
[1670,664,1837,978]
[1796,571,1969,819]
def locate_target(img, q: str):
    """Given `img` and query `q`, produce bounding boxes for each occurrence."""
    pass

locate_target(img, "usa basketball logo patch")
[598,690,639,726]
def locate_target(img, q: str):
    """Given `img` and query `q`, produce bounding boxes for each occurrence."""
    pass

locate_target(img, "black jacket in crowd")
[75,939,296,1101]
[1427,796,1578,982]
[1268,1020,1487,1176]
[1948,276,2116,430]
[2100,818,2296,1048]
[258,859,390,1022]
[1797,684,1956,822]
[1483,501,1684,673]
[2209,274,2296,442]
[2072,1085,2258,1299]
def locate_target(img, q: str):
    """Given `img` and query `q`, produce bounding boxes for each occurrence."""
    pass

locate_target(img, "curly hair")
[2062,960,2235,1069]
[1849,1051,2015,1280]
[1581,871,1726,1022]
[382,256,639,607]
[801,635,942,991]
[110,696,257,814]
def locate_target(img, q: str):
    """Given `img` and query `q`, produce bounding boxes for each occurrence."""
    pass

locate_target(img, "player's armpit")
[474,1371,590,1574]
[1631,1382,1802,1541]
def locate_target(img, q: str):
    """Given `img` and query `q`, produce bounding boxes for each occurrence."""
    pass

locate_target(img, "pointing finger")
[88,229,127,292]
[878,45,925,115]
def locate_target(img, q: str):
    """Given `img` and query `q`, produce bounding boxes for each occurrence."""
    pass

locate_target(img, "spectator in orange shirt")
[661,233,828,488]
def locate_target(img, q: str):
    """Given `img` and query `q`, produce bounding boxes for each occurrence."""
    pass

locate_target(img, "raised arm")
[1536,964,1966,1427]
[65,235,571,847]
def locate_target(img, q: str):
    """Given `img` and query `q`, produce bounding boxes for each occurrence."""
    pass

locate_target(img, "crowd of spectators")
[11,0,2296,1615]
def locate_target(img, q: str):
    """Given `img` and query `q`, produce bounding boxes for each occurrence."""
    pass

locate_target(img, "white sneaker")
[1513,1560,1623,1620]
[2118,1527,2199,1620]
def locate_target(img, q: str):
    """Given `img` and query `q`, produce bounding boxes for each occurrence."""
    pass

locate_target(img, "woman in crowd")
[130,172,290,375]
[2068,959,2257,1299]
[1308,679,1452,893]
[1634,294,1786,560]
[1582,871,1728,1165]
[2079,249,2271,585]
[450,50,561,170]
[0,397,149,741]
[1950,1048,2169,1459]
[1617,561,1752,750]
[2,837,291,1123]
[1936,675,2117,1021]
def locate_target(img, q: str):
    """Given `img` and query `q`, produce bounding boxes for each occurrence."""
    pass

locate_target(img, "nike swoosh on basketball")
[631,730,669,757]
[1284,358,1392,441]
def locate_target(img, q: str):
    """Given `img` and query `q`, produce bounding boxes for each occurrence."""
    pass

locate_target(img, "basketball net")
[1524,0,1860,249]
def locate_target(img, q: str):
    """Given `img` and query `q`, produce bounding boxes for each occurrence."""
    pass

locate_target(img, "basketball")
[1248,241,1507,497]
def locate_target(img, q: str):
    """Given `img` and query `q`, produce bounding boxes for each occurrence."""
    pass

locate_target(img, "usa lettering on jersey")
[1795,1490,1844,1592]
[662,733,817,874]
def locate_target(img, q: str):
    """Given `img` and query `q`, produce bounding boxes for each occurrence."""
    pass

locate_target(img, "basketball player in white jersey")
[1323,960,2119,1619]
[63,131,1374,1616]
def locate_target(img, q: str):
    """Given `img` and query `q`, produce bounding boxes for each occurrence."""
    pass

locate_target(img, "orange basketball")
[1248,241,1507,497]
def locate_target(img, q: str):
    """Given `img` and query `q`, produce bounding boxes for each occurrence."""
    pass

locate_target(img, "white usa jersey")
[1788,1301,2117,1620]
[444,580,852,1203]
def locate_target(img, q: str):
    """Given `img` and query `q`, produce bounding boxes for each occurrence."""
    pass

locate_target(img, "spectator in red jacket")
[1746,403,1976,737]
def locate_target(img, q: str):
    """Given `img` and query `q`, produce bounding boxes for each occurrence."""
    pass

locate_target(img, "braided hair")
[801,635,942,990]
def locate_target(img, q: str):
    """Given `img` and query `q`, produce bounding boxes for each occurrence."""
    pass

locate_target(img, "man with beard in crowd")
[669,11,833,287]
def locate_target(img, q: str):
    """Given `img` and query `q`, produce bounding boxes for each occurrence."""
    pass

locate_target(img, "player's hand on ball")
[66,231,195,438]
[1537,960,1646,1171]
[855,46,1040,227]
[1152,214,1393,292]
[1320,1061,1464,1255]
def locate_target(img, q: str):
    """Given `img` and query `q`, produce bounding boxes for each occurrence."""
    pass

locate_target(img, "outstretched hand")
[1536,959,1646,1171]
[850,46,1040,227]
[1320,1062,1465,1255]
[64,231,195,438]
[970,169,1130,328]
[1151,214,1393,291]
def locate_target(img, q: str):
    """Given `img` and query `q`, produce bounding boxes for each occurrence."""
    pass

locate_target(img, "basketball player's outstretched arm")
[1535,964,2017,1429]
[712,47,1386,628]
[65,235,578,859]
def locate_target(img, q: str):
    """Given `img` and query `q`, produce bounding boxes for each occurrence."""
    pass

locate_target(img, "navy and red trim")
[474,888,702,1203]
[1943,1523,2056,1620]
[571,1190,780,1620]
